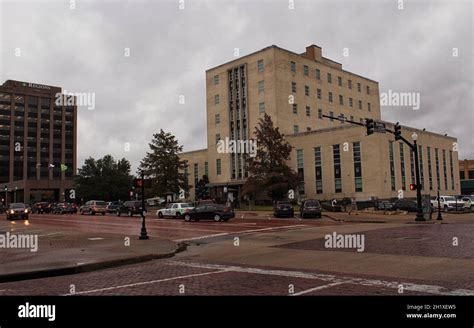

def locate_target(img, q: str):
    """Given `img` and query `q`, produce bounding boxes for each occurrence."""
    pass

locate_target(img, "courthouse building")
[180,44,461,202]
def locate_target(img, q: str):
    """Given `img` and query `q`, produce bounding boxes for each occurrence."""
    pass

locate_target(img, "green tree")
[74,155,133,202]
[139,129,189,198]
[195,175,210,200]
[242,113,300,202]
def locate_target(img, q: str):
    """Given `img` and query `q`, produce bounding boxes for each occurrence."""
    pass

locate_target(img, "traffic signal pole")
[321,115,425,221]
[138,172,149,240]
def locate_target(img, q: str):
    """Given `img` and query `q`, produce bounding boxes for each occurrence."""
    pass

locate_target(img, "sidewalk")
[323,211,474,224]
[0,230,180,283]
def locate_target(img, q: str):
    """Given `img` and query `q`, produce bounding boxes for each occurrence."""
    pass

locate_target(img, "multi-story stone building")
[180,44,461,202]
[0,80,77,204]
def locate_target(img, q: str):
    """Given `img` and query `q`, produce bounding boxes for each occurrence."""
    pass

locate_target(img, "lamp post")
[138,171,149,240]
[14,186,17,203]
[412,134,425,221]
[436,189,443,220]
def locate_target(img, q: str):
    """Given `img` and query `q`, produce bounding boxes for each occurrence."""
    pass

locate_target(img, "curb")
[322,213,386,224]
[0,242,187,284]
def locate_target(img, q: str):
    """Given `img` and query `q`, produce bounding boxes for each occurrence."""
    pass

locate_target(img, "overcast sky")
[0,0,472,173]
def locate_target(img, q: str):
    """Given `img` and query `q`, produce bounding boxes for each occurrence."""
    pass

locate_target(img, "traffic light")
[394,122,402,140]
[409,184,416,191]
[365,118,375,135]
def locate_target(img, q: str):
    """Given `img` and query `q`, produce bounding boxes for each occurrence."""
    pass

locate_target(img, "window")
[305,85,309,96]
[213,75,219,85]
[357,83,361,92]
[328,92,333,102]
[427,147,433,190]
[419,145,425,190]
[318,109,323,119]
[353,142,362,192]
[435,148,440,190]
[399,143,406,190]
[297,149,305,195]
[327,73,332,83]
[257,59,264,72]
[366,85,370,94]
[460,171,465,180]
[294,125,299,133]
[194,163,199,185]
[314,147,323,194]
[291,82,297,93]
[205,162,209,177]
[258,80,265,93]
[333,144,342,193]
[216,159,221,175]
[358,100,362,109]
[214,94,220,105]
[290,61,296,72]
[259,102,265,113]
[349,98,353,107]
[449,151,455,190]
[338,76,342,87]
[303,65,309,76]
[339,95,344,106]
[292,104,298,114]
[317,88,321,99]
[348,80,352,89]
[443,150,448,190]
[329,111,334,121]
[306,106,311,116]
[215,133,220,144]
[410,149,415,185]
[368,103,371,112]
[389,141,396,191]
[469,170,474,179]
[215,114,220,124]
[316,69,321,80]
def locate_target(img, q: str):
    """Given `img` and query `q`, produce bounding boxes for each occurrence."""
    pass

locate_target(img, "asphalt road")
[0,211,473,296]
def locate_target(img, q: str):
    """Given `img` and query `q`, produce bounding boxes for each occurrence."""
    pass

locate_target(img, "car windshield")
[444,197,456,201]
[95,201,106,206]
[9,203,25,209]
[181,203,193,208]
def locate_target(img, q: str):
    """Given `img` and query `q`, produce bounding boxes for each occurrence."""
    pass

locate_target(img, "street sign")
[134,178,151,188]
[374,122,386,133]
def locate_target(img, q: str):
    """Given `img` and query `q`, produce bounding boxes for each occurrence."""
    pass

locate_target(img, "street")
[0,211,473,296]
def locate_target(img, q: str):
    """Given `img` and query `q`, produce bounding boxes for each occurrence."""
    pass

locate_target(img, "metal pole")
[436,189,443,220]
[139,171,149,240]
[413,140,425,221]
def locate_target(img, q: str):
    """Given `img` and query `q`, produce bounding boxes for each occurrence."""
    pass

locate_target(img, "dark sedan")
[300,199,322,218]
[183,205,234,222]
[274,201,294,218]
[33,202,53,214]
[392,199,418,212]
[52,203,76,214]
[6,203,30,220]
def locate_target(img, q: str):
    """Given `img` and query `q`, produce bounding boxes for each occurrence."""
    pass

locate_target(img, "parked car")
[80,200,107,215]
[33,202,53,214]
[183,204,234,222]
[52,202,75,214]
[300,199,322,218]
[375,201,395,211]
[156,203,195,218]
[116,201,145,217]
[6,203,30,220]
[274,201,294,218]
[431,196,464,212]
[458,195,474,211]
[106,201,122,213]
[392,199,418,212]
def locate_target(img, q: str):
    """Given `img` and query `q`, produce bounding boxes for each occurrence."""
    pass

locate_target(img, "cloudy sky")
[0,0,472,173]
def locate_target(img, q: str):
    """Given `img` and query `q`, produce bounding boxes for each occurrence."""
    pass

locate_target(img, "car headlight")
[10,210,14,214]
[24,209,28,213]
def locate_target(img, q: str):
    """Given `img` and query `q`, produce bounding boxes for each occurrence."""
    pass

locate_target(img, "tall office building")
[180,44,461,201]
[0,80,77,204]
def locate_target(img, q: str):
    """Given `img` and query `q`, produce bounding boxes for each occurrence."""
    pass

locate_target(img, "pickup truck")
[430,196,464,211]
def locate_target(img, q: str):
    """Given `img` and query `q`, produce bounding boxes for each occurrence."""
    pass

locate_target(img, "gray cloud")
[1,0,472,173]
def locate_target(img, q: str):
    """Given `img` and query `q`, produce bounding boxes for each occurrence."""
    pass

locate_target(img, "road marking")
[174,225,307,242]
[168,261,474,296]
[88,237,105,241]
[64,270,229,295]
[292,282,345,296]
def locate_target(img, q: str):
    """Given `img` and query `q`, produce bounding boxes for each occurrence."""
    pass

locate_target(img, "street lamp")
[138,171,149,240]
[411,133,425,221]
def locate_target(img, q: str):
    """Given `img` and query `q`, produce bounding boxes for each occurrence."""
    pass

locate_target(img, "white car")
[156,203,194,218]
[458,196,474,211]
[431,196,464,212]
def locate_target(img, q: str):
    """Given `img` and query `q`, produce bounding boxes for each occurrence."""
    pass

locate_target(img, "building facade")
[0,80,77,204]
[180,44,461,202]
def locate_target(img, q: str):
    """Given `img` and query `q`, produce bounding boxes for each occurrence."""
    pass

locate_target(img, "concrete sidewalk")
[0,230,181,283]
